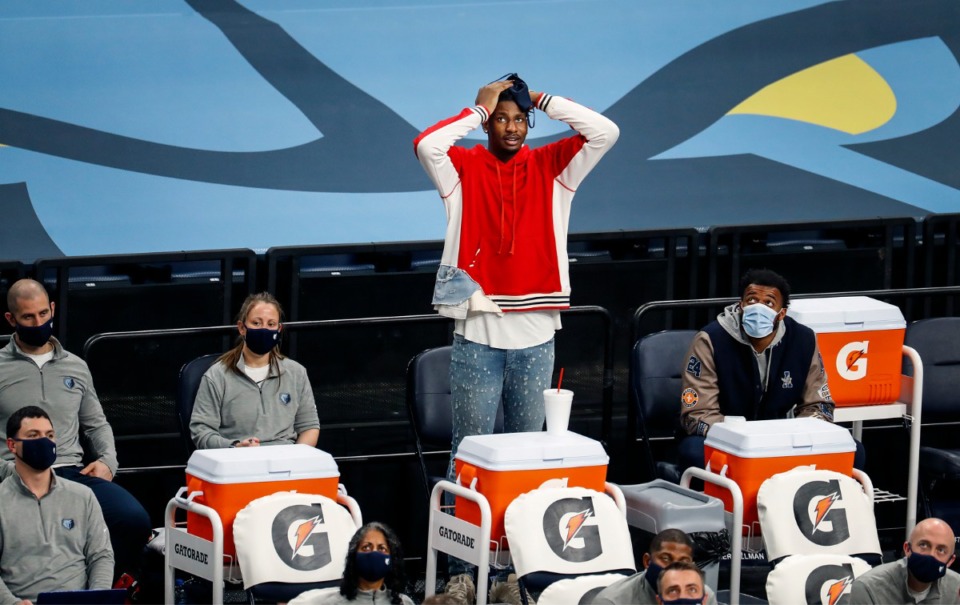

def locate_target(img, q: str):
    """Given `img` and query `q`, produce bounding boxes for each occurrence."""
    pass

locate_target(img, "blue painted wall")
[1,0,957,260]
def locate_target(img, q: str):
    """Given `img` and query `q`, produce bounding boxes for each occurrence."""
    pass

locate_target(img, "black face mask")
[907,548,948,583]
[13,437,58,471]
[243,326,280,356]
[16,318,54,348]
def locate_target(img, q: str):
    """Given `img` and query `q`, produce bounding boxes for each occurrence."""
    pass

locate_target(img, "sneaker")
[444,573,476,604]
[489,573,534,605]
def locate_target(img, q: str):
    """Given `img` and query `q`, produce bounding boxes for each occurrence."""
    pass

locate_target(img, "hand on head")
[475,81,514,113]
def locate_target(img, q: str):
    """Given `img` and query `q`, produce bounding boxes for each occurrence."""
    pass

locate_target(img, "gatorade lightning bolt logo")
[292,515,323,559]
[813,492,840,533]
[543,497,603,562]
[271,504,333,571]
[563,509,593,551]
[793,480,850,546]
[836,341,869,380]
[804,563,857,605]
[826,576,854,605]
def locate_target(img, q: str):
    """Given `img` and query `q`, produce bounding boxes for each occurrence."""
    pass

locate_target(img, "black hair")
[649,528,694,556]
[6,405,51,440]
[738,268,791,307]
[339,522,406,604]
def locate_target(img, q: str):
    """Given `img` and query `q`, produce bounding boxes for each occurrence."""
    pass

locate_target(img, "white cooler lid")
[186,443,339,483]
[704,418,855,458]
[787,296,905,333]
[455,431,609,471]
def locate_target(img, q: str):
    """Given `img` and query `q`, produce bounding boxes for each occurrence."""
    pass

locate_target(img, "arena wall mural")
[1,0,958,260]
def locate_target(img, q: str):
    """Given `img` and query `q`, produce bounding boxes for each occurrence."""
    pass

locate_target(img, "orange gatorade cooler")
[703,418,855,529]
[788,296,906,405]
[454,431,608,544]
[185,444,340,556]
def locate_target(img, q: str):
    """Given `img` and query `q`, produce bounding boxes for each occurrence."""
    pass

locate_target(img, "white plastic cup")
[543,388,574,435]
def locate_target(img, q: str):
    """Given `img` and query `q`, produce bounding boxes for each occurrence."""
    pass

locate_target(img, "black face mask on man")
[12,436,57,471]
[907,547,949,583]
[16,318,54,348]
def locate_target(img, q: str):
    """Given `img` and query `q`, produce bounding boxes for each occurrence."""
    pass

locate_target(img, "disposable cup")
[543,388,573,435]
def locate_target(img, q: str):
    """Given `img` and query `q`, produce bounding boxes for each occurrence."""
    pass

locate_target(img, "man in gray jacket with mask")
[1,279,149,581]
[0,405,113,604]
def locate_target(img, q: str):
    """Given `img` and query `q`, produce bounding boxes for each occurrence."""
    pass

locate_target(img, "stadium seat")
[764,553,871,605]
[405,346,503,503]
[233,491,358,603]
[757,467,881,564]
[176,353,220,455]
[904,317,960,524]
[503,487,635,604]
[630,330,698,483]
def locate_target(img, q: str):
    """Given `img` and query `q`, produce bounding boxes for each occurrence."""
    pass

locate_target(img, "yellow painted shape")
[729,54,895,134]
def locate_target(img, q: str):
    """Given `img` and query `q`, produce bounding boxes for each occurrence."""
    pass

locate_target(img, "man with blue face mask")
[851,517,960,603]
[677,269,854,473]
[0,405,114,603]
[591,529,717,605]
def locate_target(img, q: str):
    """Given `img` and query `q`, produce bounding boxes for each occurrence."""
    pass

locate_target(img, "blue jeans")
[445,333,555,576]
[56,466,152,581]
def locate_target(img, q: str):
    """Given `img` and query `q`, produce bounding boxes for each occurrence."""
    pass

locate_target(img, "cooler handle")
[457,463,479,491]
[707,451,729,476]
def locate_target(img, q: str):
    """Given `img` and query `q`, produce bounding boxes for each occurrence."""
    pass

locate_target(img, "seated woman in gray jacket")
[189,292,320,449]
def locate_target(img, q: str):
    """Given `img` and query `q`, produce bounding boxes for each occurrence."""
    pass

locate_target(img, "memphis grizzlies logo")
[271,504,333,571]
[62,518,75,530]
[63,377,76,389]
[542,497,603,563]
[279,392,291,405]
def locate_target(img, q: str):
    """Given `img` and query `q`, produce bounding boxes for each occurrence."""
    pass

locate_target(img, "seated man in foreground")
[591,528,717,605]
[851,517,960,604]
[0,405,113,604]
[677,268,864,471]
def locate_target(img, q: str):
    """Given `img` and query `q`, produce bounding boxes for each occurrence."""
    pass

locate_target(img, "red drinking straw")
[557,368,564,393]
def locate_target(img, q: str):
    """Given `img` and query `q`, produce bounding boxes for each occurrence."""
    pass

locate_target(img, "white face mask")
[741,303,779,338]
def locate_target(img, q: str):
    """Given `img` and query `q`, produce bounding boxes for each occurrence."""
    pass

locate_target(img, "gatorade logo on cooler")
[803,563,856,605]
[270,503,333,571]
[793,479,850,546]
[836,341,868,381]
[542,497,602,562]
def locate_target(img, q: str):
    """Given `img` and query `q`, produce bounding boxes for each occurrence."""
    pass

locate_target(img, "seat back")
[757,467,881,562]
[630,330,698,481]
[406,346,503,499]
[504,487,635,593]
[176,353,220,455]
[535,573,630,605]
[765,553,871,605]
[233,491,358,591]
[905,317,960,424]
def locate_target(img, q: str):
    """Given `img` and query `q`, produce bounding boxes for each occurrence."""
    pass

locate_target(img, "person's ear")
[237,321,246,337]
[3,312,14,328]
[642,552,651,569]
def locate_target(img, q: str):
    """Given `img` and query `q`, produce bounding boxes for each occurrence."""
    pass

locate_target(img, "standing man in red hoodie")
[414,76,618,600]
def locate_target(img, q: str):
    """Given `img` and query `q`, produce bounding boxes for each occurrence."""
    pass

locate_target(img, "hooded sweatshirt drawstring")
[495,163,518,255]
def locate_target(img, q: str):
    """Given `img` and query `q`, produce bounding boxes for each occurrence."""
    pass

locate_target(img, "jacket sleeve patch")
[686,355,702,378]
[682,388,699,408]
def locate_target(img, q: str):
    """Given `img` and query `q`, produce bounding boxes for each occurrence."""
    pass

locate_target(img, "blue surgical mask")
[355,551,391,582]
[741,303,779,339]
[16,318,54,348]
[243,326,280,356]
[907,548,948,583]
[12,436,57,471]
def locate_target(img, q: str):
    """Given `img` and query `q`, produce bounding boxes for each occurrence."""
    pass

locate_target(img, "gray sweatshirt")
[190,356,320,449]
[0,338,119,476]
[850,558,960,604]
[0,471,114,604]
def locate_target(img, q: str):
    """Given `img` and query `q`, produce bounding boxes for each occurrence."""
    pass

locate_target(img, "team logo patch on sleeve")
[681,388,699,408]
[686,356,702,378]
[819,384,832,402]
